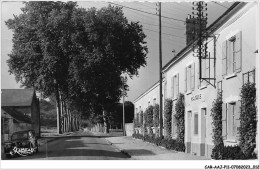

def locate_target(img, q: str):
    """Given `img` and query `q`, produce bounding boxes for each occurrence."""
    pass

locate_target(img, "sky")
[1,0,234,102]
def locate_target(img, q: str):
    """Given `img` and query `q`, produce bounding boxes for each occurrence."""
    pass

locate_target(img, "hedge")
[239,82,257,158]
[175,93,185,147]
[132,133,185,152]
[164,98,173,138]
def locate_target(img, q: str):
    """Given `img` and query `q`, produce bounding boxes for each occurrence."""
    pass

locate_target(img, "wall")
[214,3,257,146]
[125,123,133,136]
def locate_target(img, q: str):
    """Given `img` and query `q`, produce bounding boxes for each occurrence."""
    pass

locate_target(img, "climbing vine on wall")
[164,98,172,139]
[174,93,185,150]
[153,104,159,127]
[239,82,257,158]
[146,105,153,134]
[211,92,224,160]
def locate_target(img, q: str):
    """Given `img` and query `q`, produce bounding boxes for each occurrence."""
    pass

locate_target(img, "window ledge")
[172,98,177,101]
[224,140,238,143]
[186,91,192,95]
[225,73,237,80]
[200,85,207,90]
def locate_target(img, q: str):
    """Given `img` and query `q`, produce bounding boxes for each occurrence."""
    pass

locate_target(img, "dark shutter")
[222,103,227,140]
[235,31,242,72]
[184,67,187,92]
[222,41,227,77]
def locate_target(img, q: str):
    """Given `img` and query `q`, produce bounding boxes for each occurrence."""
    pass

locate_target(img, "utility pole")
[122,76,126,136]
[158,2,163,137]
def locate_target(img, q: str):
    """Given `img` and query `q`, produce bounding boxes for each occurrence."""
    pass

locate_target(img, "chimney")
[186,17,207,46]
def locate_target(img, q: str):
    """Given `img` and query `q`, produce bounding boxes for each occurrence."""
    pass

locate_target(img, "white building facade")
[133,2,258,159]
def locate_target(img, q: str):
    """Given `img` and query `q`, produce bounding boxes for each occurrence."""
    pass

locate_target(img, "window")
[148,101,150,106]
[222,101,241,140]
[222,31,242,77]
[171,73,179,99]
[185,63,195,93]
[194,113,198,135]
[153,98,156,105]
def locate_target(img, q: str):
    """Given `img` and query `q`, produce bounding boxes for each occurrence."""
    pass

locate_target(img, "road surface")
[3,133,130,160]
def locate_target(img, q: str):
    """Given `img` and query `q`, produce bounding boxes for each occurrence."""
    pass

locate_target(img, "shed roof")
[1,106,32,124]
[1,89,35,107]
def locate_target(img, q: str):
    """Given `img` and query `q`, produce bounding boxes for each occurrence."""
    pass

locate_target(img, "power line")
[213,2,228,9]
[143,28,185,39]
[127,16,184,30]
[135,2,155,10]
[108,2,186,23]
[120,5,186,29]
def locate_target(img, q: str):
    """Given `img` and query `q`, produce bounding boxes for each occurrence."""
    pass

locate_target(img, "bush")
[175,93,185,147]
[164,98,173,138]
[211,92,224,159]
[134,133,185,152]
[139,111,143,127]
[239,82,257,158]
[146,105,154,128]
[153,104,159,127]
[132,132,143,140]
[213,145,257,160]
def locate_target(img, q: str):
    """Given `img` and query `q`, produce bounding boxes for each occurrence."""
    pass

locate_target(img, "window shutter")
[235,31,242,72]
[191,63,195,90]
[197,62,200,88]
[206,56,210,85]
[184,67,187,92]
[176,74,179,97]
[235,101,241,140]
[222,103,227,140]
[222,41,227,77]
[171,76,174,98]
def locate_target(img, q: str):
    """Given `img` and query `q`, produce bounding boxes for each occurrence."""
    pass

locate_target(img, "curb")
[104,138,132,158]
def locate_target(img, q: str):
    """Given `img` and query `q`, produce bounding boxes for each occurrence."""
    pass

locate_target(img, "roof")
[134,78,165,103]
[133,2,245,103]
[162,2,243,71]
[1,89,35,107]
[1,106,32,124]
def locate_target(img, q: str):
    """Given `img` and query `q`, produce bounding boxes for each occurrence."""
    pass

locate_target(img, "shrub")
[175,93,185,150]
[153,104,159,127]
[239,82,257,158]
[133,132,185,152]
[211,92,224,160]
[146,105,154,128]
[164,98,172,138]
[132,133,143,140]
[139,111,143,127]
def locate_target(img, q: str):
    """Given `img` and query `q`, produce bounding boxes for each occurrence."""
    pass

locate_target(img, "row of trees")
[6,2,147,133]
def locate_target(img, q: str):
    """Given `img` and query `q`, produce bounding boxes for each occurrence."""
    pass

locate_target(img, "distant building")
[1,89,40,140]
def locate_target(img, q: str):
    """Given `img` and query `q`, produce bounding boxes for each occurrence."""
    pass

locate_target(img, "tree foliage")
[153,104,159,127]
[164,98,172,139]
[211,92,224,160]
[239,82,257,158]
[174,93,185,145]
[6,2,148,119]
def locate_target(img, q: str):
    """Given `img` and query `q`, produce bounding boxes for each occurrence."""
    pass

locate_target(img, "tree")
[6,2,147,134]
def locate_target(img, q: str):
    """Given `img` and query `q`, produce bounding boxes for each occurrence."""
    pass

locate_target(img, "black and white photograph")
[1,0,259,169]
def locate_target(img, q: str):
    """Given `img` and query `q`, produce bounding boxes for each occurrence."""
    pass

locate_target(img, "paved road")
[3,133,130,160]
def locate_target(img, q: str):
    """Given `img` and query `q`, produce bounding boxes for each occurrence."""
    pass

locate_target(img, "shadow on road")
[122,149,155,156]
[3,136,129,160]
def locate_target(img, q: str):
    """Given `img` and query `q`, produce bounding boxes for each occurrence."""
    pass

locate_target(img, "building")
[1,89,41,139]
[133,2,258,159]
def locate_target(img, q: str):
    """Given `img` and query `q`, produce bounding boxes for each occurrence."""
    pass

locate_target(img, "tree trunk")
[55,84,62,134]
[103,110,109,134]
